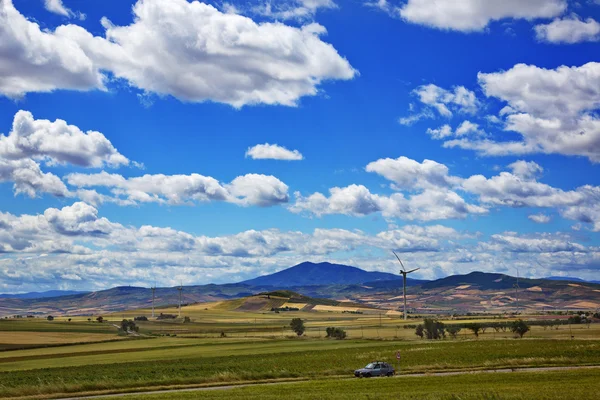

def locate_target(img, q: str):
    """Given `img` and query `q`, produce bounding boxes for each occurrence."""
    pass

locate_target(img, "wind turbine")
[177,283,183,318]
[393,252,420,321]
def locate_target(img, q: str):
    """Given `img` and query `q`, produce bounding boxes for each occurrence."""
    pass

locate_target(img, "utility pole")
[177,285,183,318]
[151,286,156,318]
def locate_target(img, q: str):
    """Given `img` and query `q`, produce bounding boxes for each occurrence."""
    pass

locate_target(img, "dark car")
[354,361,395,377]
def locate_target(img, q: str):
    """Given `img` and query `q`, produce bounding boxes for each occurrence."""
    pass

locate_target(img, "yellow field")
[0,331,123,345]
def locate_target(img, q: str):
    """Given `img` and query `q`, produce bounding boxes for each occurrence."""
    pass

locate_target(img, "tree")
[447,325,461,339]
[467,323,482,337]
[325,327,346,340]
[290,318,305,336]
[415,324,424,339]
[511,320,530,338]
[120,319,138,332]
[96,316,104,323]
[423,318,445,339]
[47,315,54,321]
[68,318,72,322]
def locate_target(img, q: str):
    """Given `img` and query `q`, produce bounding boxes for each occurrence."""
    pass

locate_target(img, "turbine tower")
[177,284,183,318]
[151,284,156,318]
[393,252,420,321]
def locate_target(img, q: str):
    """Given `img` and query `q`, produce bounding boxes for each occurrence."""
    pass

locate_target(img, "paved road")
[57,365,600,400]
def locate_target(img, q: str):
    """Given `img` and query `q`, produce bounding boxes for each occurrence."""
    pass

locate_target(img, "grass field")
[0,303,598,399]
[120,369,600,400]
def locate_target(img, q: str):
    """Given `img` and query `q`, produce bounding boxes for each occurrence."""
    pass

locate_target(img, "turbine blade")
[392,251,406,271]
[406,268,420,274]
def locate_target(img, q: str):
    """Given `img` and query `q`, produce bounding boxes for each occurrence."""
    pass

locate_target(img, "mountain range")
[1,261,599,316]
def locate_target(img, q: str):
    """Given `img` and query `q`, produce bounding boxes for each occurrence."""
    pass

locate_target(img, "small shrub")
[47,315,54,321]
[96,316,104,323]
[183,316,191,323]
[134,316,148,321]
[415,325,424,339]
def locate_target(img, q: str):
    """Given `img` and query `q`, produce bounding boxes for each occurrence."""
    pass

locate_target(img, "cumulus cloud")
[444,62,600,162]
[399,85,479,125]
[253,0,338,20]
[365,156,460,190]
[43,0,84,19]
[427,121,485,140]
[535,16,600,44]
[484,232,586,253]
[2,0,355,107]
[245,143,303,160]
[378,0,566,32]
[0,0,104,98]
[0,111,129,168]
[529,213,551,223]
[66,171,289,207]
[0,158,70,198]
[290,184,487,221]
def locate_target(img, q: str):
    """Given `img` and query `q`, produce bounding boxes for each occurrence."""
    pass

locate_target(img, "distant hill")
[240,261,400,287]
[0,290,89,299]
[545,276,600,285]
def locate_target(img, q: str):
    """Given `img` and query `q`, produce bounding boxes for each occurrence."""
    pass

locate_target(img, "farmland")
[0,294,599,399]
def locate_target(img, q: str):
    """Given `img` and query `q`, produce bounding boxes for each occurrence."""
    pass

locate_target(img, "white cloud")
[396,0,566,32]
[0,158,70,198]
[484,232,588,253]
[365,156,460,190]
[414,84,479,117]
[290,184,487,221]
[3,0,355,107]
[508,160,544,180]
[245,143,303,160]
[535,16,600,44]
[446,62,600,162]
[0,0,104,98]
[427,121,485,140]
[73,0,355,107]
[227,174,290,207]
[0,111,129,168]
[43,0,84,19]
[528,213,552,223]
[66,171,289,207]
[254,0,338,20]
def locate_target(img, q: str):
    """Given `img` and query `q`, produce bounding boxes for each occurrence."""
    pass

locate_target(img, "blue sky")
[1,0,600,292]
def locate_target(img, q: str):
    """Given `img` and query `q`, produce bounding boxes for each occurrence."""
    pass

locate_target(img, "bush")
[511,320,530,338]
[120,319,139,332]
[96,316,104,323]
[47,315,54,321]
[220,331,227,338]
[183,316,191,323]
[290,318,305,336]
[466,323,482,337]
[415,325,424,339]
[422,318,445,340]
[157,313,176,320]
[68,318,72,322]
[134,316,148,321]
[447,325,461,338]
[325,327,346,340]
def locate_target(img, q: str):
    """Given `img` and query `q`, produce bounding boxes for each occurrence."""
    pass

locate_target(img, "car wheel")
[365,373,371,378]
[387,372,393,377]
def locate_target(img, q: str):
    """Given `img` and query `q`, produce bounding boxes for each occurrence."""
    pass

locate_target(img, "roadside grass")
[0,339,599,398]
[118,369,600,400]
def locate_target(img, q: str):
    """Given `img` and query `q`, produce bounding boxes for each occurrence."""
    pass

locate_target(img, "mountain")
[0,290,89,299]
[240,261,402,287]
[545,276,600,285]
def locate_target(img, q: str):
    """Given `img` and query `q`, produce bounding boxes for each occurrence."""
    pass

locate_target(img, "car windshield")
[365,363,376,369]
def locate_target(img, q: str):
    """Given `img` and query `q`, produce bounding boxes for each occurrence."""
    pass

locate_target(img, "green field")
[121,369,600,400]
[0,304,599,399]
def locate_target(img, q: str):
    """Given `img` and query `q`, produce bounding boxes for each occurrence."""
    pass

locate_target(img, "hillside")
[0,290,89,299]
[241,261,400,287]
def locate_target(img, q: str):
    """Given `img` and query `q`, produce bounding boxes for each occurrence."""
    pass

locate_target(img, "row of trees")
[290,319,347,339]
[415,319,531,339]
